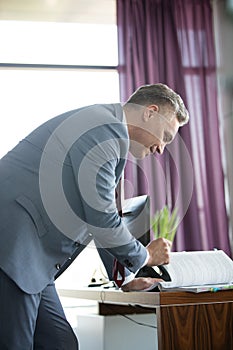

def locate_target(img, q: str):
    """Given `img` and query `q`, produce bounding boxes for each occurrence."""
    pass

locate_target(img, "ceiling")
[0,0,116,24]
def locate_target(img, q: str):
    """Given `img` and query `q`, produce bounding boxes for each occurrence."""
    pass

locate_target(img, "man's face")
[129,106,180,159]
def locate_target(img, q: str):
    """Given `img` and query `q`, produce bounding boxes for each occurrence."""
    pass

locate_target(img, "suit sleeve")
[68,122,148,274]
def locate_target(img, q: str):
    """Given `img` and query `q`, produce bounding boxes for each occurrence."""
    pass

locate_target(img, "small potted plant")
[151,205,179,243]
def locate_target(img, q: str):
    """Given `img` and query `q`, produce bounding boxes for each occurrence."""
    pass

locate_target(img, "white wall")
[213,0,233,253]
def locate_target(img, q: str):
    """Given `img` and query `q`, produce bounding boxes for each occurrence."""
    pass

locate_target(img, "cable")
[119,314,157,329]
[103,303,157,329]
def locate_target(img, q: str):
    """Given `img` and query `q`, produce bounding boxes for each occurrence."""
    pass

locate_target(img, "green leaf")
[151,211,160,239]
[151,205,179,242]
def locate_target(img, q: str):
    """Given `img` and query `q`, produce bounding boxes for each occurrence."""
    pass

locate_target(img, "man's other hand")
[121,277,163,292]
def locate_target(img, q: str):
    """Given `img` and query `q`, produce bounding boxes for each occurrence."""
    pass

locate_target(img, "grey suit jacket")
[0,103,147,293]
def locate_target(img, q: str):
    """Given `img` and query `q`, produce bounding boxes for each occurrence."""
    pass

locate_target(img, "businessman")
[0,83,189,349]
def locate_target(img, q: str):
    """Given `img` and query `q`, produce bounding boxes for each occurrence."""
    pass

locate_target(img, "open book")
[148,250,233,293]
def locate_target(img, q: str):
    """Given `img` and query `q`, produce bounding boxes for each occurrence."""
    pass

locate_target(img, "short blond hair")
[126,83,189,126]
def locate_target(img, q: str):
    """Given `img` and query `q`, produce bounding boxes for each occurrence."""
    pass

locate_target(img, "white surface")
[62,299,158,350]
[75,313,158,350]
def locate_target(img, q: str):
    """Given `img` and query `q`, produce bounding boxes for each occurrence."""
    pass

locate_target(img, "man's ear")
[143,105,159,122]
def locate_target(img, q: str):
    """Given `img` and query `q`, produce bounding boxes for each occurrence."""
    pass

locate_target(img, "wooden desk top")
[58,287,233,308]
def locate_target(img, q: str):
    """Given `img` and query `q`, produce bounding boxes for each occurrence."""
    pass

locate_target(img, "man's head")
[123,83,189,159]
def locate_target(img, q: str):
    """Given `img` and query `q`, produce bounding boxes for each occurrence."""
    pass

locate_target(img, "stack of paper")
[149,250,233,293]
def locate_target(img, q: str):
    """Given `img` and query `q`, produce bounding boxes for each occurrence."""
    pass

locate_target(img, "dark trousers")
[0,268,79,350]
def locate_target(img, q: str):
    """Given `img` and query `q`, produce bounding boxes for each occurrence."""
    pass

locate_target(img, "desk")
[58,288,233,350]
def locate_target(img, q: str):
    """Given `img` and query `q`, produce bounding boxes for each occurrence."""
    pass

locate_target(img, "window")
[0,20,119,157]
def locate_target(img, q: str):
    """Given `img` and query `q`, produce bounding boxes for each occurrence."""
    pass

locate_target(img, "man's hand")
[121,277,163,292]
[146,237,172,266]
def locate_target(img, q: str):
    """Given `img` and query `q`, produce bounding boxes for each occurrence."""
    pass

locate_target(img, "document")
[149,250,233,293]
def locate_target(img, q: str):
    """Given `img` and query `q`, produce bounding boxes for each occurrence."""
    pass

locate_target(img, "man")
[0,83,189,349]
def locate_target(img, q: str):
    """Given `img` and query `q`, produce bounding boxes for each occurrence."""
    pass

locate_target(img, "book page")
[157,250,233,289]
[173,283,233,293]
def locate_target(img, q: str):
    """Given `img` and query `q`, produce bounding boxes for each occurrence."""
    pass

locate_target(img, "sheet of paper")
[170,283,233,293]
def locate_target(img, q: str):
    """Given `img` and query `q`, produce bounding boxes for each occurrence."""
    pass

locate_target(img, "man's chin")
[129,149,148,159]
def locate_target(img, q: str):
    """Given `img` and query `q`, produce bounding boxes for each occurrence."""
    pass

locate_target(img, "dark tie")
[113,258,125,288]
[113,178,125,287]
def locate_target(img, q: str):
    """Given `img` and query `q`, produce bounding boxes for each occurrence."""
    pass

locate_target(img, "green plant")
[151,205,179,242]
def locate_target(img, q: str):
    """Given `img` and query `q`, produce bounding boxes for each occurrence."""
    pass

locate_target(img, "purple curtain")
[117,0,231,256]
